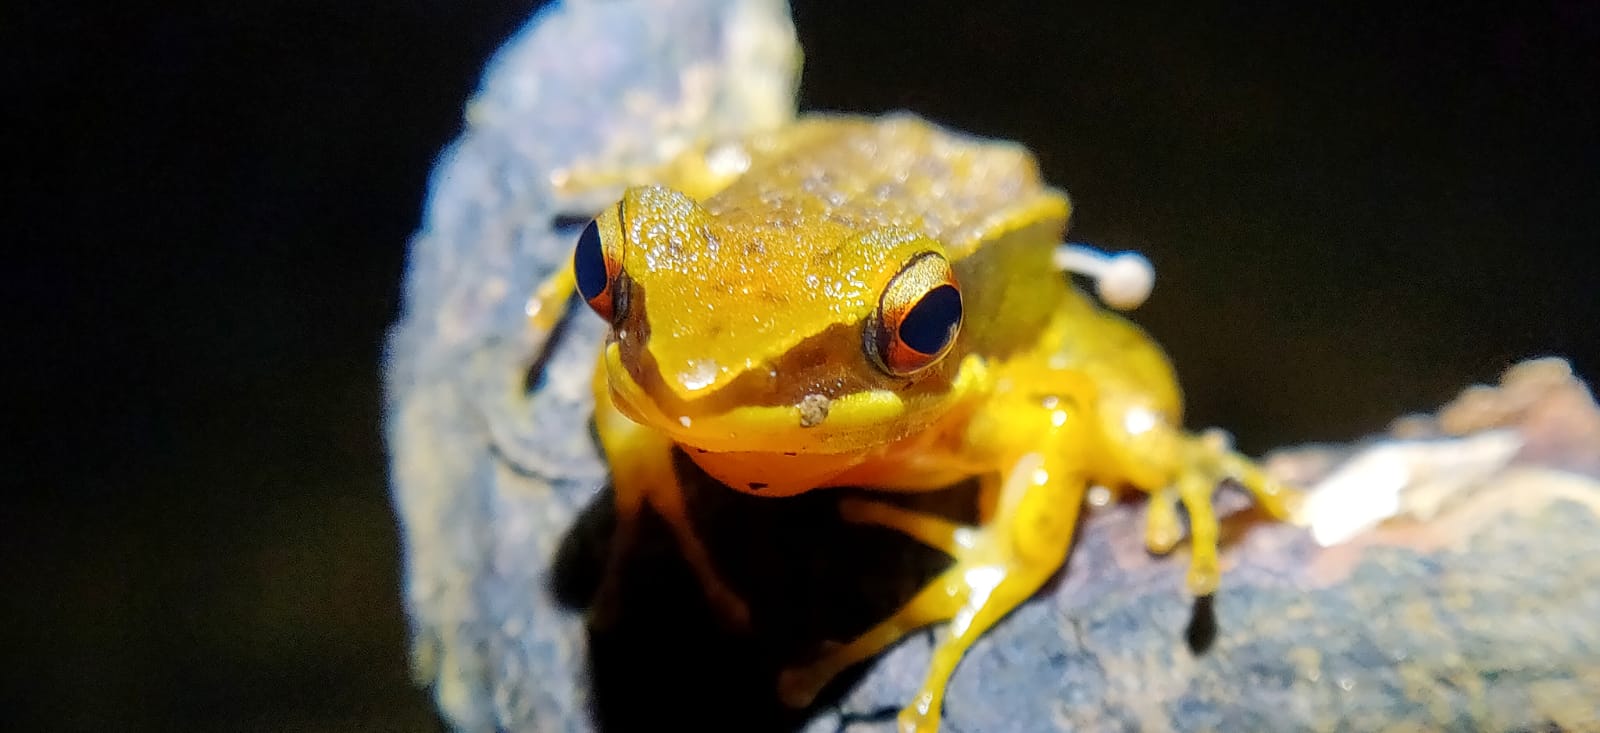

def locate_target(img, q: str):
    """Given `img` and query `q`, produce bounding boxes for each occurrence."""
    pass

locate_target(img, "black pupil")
[898,284,962,354]
[573,220,608,300]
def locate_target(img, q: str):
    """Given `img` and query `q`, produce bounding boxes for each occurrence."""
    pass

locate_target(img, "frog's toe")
[1175,470,1222,596]
[1217,450,1304,521]
[1153,429,1303,596]
[1143,485,1182,554]
[1182,542,1222,597]
[1142,477,1221,595]
[1186,559,1220,597]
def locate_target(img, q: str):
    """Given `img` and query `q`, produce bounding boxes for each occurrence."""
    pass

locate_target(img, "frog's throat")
[602,343,984,455]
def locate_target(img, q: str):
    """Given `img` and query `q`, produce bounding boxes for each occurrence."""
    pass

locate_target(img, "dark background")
[10,1,1597,730]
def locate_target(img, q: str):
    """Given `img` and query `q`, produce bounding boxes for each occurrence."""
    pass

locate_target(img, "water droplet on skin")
[705,142,751,178]
[1123,407,1158,436]
[678,416,692,428]
[680,359,719,391]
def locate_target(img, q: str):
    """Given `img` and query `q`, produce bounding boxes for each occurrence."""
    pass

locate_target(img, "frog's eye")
[867,252,963,377]
[574,217,623,321]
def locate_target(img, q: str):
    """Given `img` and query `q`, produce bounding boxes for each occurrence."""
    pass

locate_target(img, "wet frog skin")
[528,112,1298,733]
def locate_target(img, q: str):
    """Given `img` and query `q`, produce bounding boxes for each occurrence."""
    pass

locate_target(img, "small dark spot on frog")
[693,447,708,454]
[701,229,721,252]
[809,242,845,263]
[782,451,797,456]
[747,482,767,492]
[826,212,856,227]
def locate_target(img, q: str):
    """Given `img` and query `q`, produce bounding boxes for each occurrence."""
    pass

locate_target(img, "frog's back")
[705,113,1070,259]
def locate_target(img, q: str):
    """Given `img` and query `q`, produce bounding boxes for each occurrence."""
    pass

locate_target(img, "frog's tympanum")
[528,113,1299,732]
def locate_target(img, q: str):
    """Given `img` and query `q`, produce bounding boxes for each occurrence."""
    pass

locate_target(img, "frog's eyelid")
[865,252,962,377]
[1055,243,1155,311]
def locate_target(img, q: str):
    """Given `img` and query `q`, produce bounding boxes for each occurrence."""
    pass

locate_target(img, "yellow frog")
[528,113,1298,732]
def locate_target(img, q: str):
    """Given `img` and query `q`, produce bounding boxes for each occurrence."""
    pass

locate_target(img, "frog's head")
[573,185,975,458]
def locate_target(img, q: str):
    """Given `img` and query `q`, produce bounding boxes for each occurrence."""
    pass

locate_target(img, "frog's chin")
[685,449,871,496]
[603,345,949,457]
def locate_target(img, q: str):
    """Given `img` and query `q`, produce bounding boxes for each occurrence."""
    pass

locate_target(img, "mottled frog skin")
[528,112,1298,733]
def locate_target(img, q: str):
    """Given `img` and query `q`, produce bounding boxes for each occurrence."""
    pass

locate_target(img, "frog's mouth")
[600,337,975,457]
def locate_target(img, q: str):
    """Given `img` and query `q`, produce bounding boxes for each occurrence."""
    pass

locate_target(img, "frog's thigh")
[1144,484,1183,554]
[592,389,751,629]
[837,496,968,554]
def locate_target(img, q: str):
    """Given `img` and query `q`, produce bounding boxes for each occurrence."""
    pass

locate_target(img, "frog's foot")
[780,454,1086,733]
[1142,428,1302,596]
[526,261,575,331]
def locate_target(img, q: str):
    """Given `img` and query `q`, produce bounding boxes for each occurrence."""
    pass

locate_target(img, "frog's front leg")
[590,364,751,630]
[780,450,1087,733]
[1103,404,1301,596]
[526,260,576,331]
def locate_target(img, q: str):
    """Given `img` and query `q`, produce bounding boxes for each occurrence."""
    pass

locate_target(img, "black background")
[10,1,1597,731]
